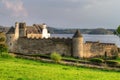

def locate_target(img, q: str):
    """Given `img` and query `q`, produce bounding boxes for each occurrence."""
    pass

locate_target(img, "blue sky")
[0,0,120,29]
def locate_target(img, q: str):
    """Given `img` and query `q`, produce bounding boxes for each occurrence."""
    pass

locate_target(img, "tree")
[0,32,8,53]
[115,25,120,37]
[0,44,8,53]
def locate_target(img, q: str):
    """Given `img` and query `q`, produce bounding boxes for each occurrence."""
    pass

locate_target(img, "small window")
[10,43,12,46]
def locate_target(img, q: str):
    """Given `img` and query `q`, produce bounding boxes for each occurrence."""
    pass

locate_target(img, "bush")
[50,52,62,63]
[89,58,104,64]
[0,53,14,58]
[0,44,8,53]
[0,37,5,42]
[106,60,119,67]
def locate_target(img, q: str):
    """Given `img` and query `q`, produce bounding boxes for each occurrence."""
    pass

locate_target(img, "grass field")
[0,58,120,80]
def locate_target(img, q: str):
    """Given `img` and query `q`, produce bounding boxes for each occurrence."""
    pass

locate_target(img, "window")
[10,43,12,46]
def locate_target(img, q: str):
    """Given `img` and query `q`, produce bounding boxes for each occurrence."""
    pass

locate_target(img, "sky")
[0,0,120,29]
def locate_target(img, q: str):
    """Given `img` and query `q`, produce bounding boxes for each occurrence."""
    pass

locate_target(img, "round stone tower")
[6,27,15,52]
[72,30,83,58]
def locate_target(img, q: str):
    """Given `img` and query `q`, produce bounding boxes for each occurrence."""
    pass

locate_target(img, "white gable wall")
[42,24,50,38]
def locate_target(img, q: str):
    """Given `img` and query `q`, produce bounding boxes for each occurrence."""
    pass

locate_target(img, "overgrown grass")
[0,52,14,58]
[115,57,120,62]
[0,57,120,80]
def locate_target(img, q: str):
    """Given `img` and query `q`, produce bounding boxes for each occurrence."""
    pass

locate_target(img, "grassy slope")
[0,58,120,80]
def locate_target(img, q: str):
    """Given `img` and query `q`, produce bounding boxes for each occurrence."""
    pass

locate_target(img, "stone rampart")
[13,37,72,56]
[83,41,118,58]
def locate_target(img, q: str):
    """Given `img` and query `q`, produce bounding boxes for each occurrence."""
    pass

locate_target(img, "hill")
[88,28,113,34]
[48,27,115,34]
[0,25,10,33]
[0,58,120,80]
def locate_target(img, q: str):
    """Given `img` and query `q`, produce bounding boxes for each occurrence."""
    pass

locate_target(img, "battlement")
[21,36,72,40]
[85,41,115,45]
[85,41,100,44]
[100,43,115,46]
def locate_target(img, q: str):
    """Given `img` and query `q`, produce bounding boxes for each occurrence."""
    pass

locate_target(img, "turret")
[6,27,15,52]
[14,22,19,40]
[19,22,26,37]
[72,30,83,58]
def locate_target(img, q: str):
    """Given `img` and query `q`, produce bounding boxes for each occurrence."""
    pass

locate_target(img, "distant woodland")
[47,27,115,34]
[0,25,115,34]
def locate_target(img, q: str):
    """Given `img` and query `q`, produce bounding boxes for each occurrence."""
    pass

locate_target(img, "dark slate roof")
[6,24,47,34]
[6,27,15,34]
[73,30,82,38]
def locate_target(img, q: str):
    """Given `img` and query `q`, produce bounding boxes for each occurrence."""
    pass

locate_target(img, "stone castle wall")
[83,41,118,58]
[9,37,118,58]
[12,37,72,56]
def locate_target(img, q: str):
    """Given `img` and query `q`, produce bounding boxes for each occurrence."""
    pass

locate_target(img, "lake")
[51,34,120,47]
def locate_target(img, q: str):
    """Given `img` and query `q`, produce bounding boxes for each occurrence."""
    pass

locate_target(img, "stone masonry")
[6,22,119,58]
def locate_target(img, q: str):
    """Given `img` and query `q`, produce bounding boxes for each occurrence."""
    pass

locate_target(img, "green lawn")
[0,58,120,80]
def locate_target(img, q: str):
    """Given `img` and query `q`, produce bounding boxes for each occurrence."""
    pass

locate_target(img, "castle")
[6,22,118,58]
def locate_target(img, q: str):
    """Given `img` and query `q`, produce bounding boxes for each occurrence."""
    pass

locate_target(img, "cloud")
[0,0,120,28]
[64,0,80,3]
[1,0,28,17]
